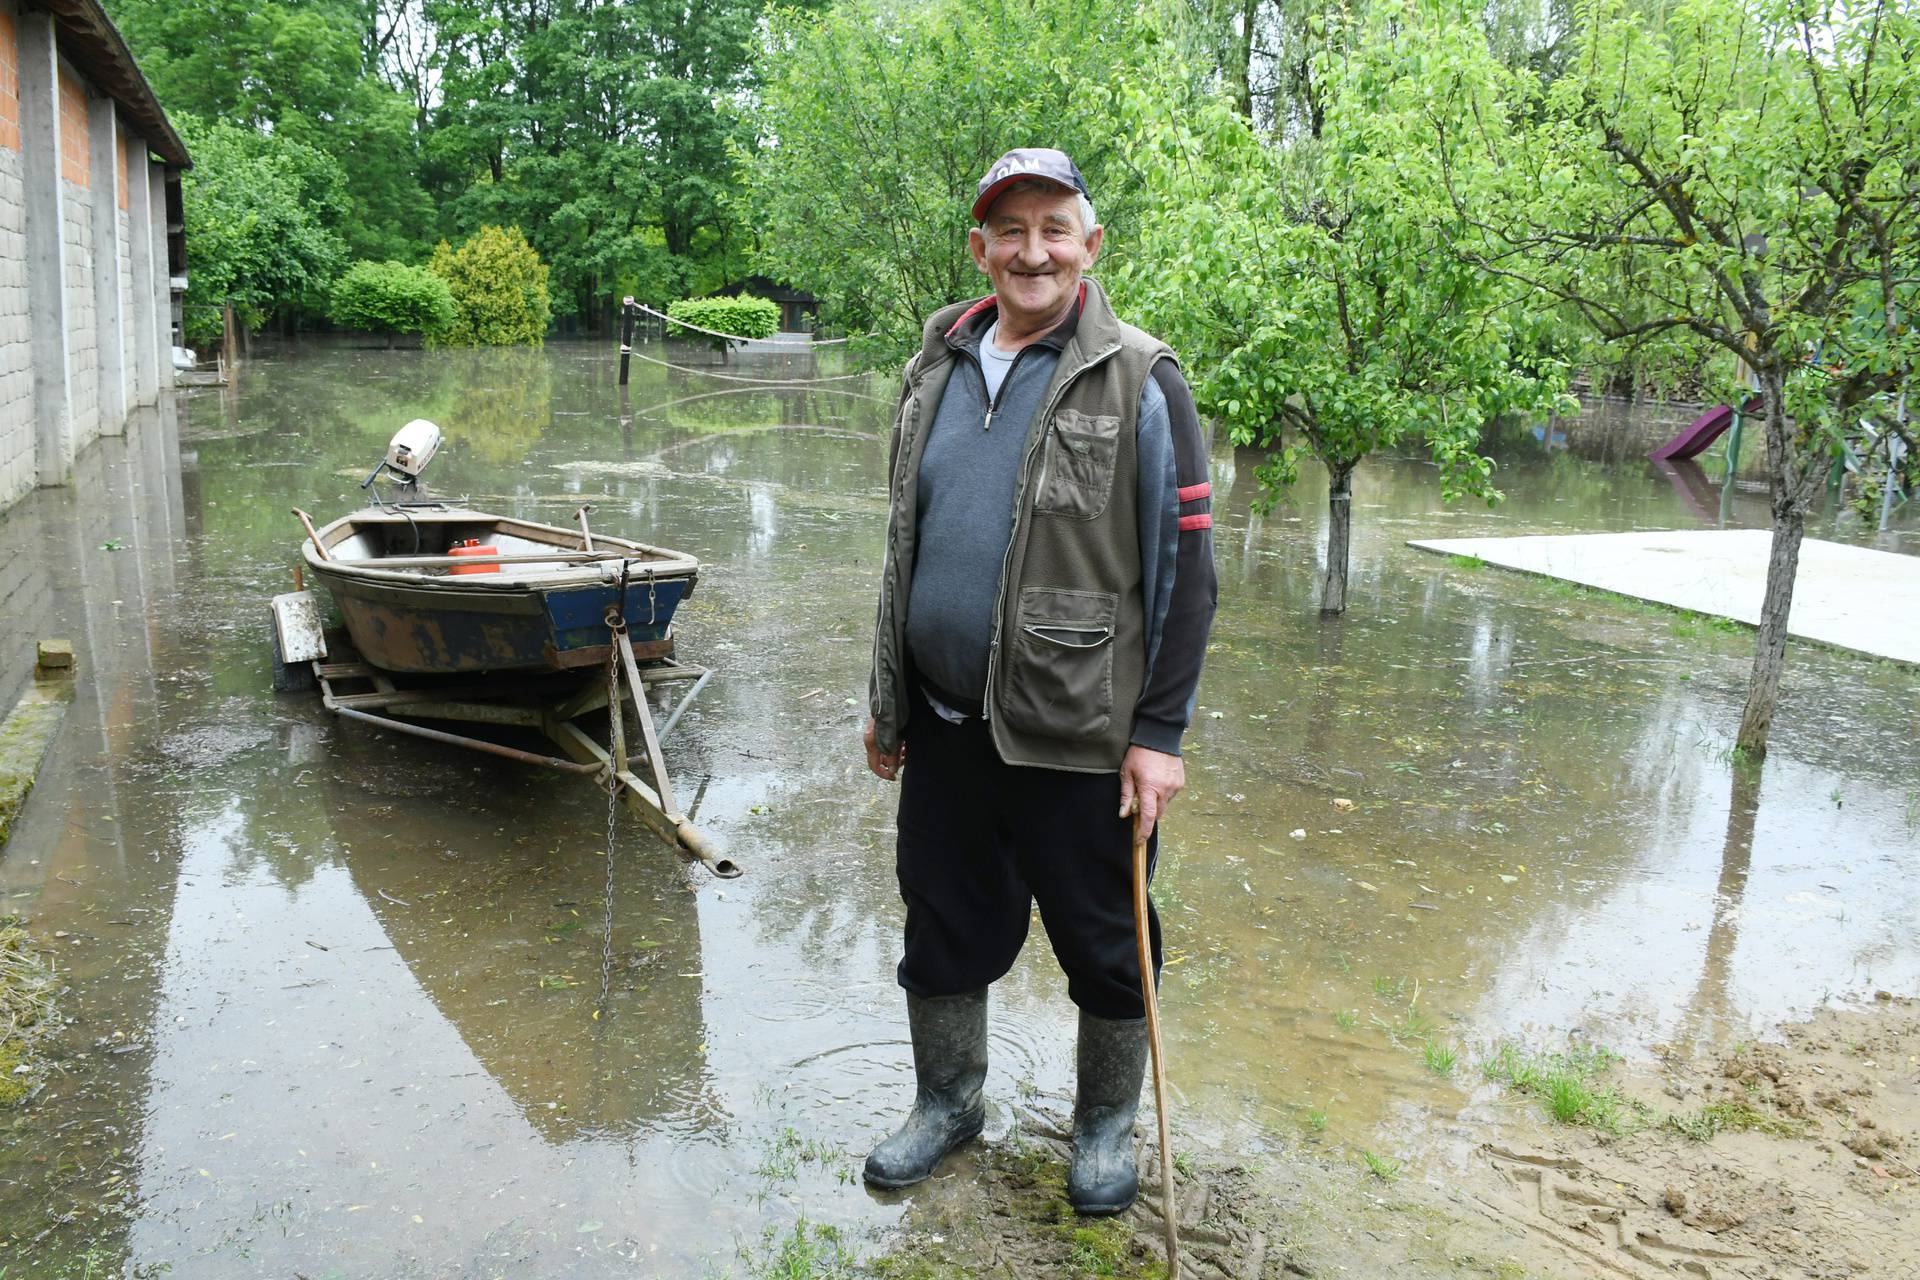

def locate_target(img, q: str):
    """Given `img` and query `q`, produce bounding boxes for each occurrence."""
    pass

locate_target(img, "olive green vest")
[869,279,1174,772]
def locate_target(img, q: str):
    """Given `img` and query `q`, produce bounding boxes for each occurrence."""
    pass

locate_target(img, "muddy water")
[0,340,1914,1276]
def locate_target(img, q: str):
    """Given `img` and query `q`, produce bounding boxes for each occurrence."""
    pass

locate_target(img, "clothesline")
[629,301,858,347]
[624,346,871,386]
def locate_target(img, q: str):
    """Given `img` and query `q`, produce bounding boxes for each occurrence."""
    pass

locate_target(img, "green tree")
[1451,0,1919,755]
[105,0,434,264]
[428,225,553,347]
[1167,0,1579,136]
[329,260,457,346]
[746,0,1191,358]
[1114,5,1565,614]
[173,115,349,343]
[426,0,764,324]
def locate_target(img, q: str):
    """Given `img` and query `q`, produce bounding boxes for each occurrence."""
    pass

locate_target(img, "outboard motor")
[362,419,443,497]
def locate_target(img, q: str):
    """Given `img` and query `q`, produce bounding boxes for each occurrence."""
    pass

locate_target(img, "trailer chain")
[598,575,630,1019]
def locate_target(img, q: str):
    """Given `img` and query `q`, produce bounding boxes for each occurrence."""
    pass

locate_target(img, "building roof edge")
[41,0,192,169]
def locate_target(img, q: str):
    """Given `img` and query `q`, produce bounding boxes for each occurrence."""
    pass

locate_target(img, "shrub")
[427,226,552,347]
[665,294,780,345]
[329,260,457,346]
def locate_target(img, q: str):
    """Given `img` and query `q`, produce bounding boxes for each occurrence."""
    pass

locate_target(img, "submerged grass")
[1666,1100,1806,1142]
[1481,1042,1634,1133]
[0,922,56,1106]
[741,1216,858,1280]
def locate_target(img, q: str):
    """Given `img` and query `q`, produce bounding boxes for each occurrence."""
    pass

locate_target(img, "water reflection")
[0,339,1914,1272]
[1678,768,1760,1045]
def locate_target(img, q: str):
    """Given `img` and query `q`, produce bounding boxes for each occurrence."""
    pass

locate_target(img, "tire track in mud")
[1453,997,1916,1280]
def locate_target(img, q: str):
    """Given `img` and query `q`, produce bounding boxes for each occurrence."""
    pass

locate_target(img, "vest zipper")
[977,342,1036,432]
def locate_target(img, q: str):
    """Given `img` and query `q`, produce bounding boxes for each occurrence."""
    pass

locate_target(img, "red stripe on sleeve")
[1176,482,1211,503]
[1178,513,1212,532]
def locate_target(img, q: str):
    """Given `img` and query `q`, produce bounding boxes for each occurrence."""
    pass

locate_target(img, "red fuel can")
[447,539,501,575]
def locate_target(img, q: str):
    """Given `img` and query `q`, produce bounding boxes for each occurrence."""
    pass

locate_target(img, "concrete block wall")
[0,7,30,508]
[62,178,96,445]
[0,0,182,513]
[117,128,132,392]
[118,211,132,400]
[0,146,29,508]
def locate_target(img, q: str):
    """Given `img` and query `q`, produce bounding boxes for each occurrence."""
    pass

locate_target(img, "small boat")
[299,505,698,675]
[271,421,733,875]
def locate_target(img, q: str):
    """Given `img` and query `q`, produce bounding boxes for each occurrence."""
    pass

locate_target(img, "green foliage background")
[745,0,1191,359]
[109,0,1913,452]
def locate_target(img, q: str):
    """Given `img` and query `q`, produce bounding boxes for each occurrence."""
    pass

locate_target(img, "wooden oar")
[291,508,331,561]
[1133,810,1180,1278]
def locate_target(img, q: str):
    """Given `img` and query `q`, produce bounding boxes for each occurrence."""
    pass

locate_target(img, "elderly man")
[861,148,1217,1214]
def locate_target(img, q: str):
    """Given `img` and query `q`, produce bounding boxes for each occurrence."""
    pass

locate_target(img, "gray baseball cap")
[972,148,1090,221]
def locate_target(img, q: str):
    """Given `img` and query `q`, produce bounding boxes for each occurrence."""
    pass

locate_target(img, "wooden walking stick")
[1133,809,1181,1278]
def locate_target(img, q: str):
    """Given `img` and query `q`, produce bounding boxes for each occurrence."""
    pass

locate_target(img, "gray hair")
[979,178,1099,238]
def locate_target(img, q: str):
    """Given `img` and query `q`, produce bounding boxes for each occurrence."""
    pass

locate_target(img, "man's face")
[968,185,1103,334]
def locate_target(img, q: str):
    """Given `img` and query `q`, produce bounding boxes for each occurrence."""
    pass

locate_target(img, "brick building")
[0,0,187,511]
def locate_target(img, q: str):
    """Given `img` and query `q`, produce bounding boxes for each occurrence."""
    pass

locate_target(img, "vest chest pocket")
[999,587,1116,741]
[1035,409,1121,520]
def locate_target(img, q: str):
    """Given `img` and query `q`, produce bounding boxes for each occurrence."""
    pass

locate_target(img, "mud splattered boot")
[1068,1011,1149,1215]
[863,989,989,1189]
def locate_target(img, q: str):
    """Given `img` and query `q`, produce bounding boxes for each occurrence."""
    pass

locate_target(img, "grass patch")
[1448,553,1486,571]
[1361,1150,1401,1182]
[1670,610,1744,640]
[0,923,56,1107]
[1666,1100,1806,1142]
[1066,1224,1135,1276]
[1481,1042,1635,1132]
[1423,1041,1459,1076]
[1372,1008,1436,1047]
[1332,1009,1357,1031]
[756,1126,853,1186]
[741,1216,857,1280]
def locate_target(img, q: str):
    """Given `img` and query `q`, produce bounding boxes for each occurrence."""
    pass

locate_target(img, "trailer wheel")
[270,617,316,693]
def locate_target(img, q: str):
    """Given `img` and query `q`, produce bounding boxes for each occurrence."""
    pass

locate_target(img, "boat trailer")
[281,606,738,879]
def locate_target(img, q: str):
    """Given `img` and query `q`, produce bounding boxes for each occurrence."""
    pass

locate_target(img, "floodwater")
[1,339,1915,1277]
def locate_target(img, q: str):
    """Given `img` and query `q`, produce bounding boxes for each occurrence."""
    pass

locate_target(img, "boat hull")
[302,508,697,675]
[312,569,689,673]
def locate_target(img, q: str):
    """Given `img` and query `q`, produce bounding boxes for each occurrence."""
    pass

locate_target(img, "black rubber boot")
[1068,1011,1149,1215]
[863,989,989,1189]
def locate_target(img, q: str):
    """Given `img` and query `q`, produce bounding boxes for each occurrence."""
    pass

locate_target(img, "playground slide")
[1648,395,1764,461]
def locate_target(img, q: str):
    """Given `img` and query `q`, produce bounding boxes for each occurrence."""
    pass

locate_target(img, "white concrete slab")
[1408,529,1920,666]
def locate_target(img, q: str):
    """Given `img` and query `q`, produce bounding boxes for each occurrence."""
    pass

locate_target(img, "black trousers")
[894,687,1162,1020]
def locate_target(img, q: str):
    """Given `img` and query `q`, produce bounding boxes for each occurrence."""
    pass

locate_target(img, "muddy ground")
[849,997,1916,1280]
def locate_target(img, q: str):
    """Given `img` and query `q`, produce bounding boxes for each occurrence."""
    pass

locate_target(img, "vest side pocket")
[999,587,1116,741]
[1034,410,1121,520]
